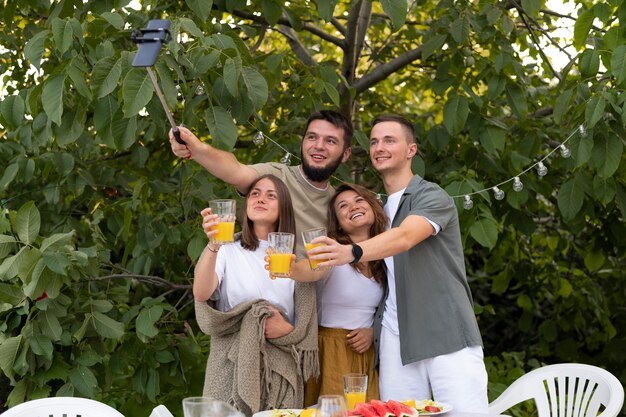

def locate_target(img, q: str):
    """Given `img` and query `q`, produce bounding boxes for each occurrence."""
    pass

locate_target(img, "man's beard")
[301,153,344,182]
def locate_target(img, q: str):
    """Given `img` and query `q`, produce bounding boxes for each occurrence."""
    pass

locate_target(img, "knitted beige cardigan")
[195,281,319,417]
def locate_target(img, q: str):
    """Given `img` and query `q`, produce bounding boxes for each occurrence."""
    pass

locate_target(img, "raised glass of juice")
[268,232,295,279]
[209,199,236,244]
[301,227,329,271]
[343,373,367,411]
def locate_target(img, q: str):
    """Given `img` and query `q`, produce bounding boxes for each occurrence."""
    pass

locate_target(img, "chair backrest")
[489,363,624,417]
[0,397,125,417]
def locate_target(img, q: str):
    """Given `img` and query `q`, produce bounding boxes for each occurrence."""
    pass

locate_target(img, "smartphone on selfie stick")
[131,19,184,145]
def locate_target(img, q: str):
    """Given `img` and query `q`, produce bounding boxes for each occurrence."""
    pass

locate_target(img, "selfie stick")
[131,19,184,144]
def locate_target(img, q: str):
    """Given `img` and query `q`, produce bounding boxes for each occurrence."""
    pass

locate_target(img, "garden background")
[1,0,625,415]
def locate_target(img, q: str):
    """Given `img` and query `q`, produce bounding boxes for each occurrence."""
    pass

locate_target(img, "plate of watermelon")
[410,399,451,415]
[348,399,420,417]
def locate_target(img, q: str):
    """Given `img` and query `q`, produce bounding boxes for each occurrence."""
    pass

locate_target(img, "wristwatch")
[350,244,363,265]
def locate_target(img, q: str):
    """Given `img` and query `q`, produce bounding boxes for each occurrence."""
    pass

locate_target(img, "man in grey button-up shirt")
[309,114,488,412]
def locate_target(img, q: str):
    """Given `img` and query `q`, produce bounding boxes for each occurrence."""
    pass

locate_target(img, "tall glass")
[209,199,236,244]
[182,397,244,417]
[301,227,329,271]
[343,373,367,411]
[268,232,295,278]
[317,395,348,417]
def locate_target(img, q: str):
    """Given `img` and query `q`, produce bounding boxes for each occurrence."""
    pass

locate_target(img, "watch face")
[351,244,363,264]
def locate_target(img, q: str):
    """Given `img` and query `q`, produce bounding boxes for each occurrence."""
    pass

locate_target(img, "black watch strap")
[350,244,363,265]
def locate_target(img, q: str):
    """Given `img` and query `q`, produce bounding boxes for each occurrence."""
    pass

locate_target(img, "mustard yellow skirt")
[304,326,379,406]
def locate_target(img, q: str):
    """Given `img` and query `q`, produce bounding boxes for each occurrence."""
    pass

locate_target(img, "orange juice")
[211,222,235,243]
[305,242,324,270]
[269,253,292,276]
[344,391,366,411]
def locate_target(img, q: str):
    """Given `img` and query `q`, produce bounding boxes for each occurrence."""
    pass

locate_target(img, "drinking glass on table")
[317,395,348,417]
[302,227,329,271]
[182,397,244,417]
[209,199,236,244]
[343,373,368,411]
[268,232,295,279]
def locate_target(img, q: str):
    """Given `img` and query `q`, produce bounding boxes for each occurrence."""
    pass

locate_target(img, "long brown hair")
[239,174,296,251]
[327,183,387,284]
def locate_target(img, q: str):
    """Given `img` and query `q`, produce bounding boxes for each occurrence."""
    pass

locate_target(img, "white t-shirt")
[316,264,384,329]
[213,240,296,323]
[382,188,441,335]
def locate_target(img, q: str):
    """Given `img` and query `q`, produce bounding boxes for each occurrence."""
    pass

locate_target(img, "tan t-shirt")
[251,163,334,259]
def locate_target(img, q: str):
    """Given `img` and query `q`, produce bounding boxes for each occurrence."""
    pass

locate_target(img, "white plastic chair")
[489,363,624,417]
[150,404,175,417]
[0,397,125,417]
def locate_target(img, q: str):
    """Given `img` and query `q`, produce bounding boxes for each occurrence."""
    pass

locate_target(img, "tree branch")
[229,8,345,47]
[89,273,191,290]
[277,25,317,67]
[353,47,423,94]
[341,0,371,84]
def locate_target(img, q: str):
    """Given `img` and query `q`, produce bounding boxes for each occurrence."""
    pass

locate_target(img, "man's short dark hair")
[304,110,353,151]
[372,114,416,144]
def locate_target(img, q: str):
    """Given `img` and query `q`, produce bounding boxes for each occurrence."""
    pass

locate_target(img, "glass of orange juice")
[209,199,236,244]
[302,227,329,271]
[343,373,367,411]
[268,232,294,278]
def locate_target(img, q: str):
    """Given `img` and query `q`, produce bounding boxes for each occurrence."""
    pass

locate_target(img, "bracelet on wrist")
[207,244,219,253]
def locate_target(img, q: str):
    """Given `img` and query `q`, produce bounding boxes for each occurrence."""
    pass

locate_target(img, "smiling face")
[333,190,375,237]
[369,120,417,175]
[301,119,351,183]
[246,177,280,229]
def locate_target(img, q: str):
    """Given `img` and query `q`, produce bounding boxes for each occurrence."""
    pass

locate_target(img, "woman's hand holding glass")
[306,236,354,268]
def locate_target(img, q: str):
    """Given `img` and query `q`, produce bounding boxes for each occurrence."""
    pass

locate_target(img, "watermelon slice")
[354,403,379,417]
[369,400,395,417]
[385,400,419,417]
[347,411,363,417]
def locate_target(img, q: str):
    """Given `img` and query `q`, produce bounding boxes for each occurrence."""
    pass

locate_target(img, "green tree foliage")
[1,0,625,415]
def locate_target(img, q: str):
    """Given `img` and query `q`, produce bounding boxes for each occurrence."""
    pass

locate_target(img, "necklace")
[298,165,329,191]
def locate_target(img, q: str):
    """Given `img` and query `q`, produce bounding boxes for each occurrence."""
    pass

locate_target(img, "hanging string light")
[536,161,548,177]
[560,144,571,158]
[463,195,474,210]
[280,152,292,165]
[492,186,505,200]
[253,131,265,145]
[512,176,524,192]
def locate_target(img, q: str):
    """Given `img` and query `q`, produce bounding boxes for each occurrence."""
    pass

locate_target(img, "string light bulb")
[280,152,292,165]
[253,131,265,145]
[492,186,505,200]
[376,193,383,203]
[578,125,587,138]
[560,144,571,158]
[513,177,523,192]
[463,195,474,210]
[536,161,548,177]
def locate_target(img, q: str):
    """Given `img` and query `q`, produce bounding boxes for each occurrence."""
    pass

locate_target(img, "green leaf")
[261,0,283,25]
[91,311,124,339]
[317,0,339,21]
[579,48,600,78]
[380,0,407,31]
[506,84,527,120]
[43,251,70,274]
[122,69,154,117]
[24,30,48,69]
[573,9,594,48]
[585,94,605,128]
[517,294,532,310]
[443,93,469,135]
[68,365,98,397]
[100,12,124,29]
[487,76,506,100]
[479,126,505,155]
[553,89,573,124]
[137,305,164,339]
[1,95,25,129]
[557,178,584,220]
[0,248,27,280]
[323,81,340,106]
[42,74,66,126]
[29,334,53,361]
[223,57,241,97]
[1,163,19,192]
[241,67,269,110]
[16,201,40,245]
[469,217,498,249]
[185,0,213,21]
[584,251,605,272]
[51,17,73,55]
[40,231,74,253]
[91,56,122,99]
[610,45,626,86]
[0,335,22,380]
[40,310,63,341]
[0,283,24,305]
[0,235,17,259]
[52,152,75,177]
[205,106,238,150]
[450,13,470,44]
[421,34,447,61]
[593,134,623,179]
[111,115,137,150]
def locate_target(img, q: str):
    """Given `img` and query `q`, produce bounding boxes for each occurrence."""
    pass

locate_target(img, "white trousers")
[379,326,489,413]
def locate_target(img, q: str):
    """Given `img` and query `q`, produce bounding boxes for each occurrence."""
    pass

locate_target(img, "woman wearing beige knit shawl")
[193,175,319,417]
